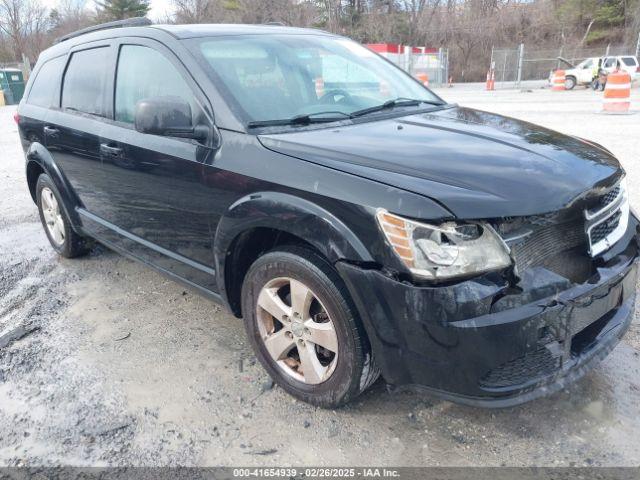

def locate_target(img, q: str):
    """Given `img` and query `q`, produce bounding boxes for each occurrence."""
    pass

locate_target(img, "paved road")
[0,85,639,467]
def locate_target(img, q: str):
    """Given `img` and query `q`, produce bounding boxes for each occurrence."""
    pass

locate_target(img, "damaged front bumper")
[337,218,639,407]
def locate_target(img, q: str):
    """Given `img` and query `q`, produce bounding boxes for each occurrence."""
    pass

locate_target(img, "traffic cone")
[415,73,429,87]
[602,70,632,114]
[486,70,494,91]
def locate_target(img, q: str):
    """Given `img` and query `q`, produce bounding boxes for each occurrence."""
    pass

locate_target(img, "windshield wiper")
[247,111,351,128]
[247,99,445,128]
[350,97,444,118]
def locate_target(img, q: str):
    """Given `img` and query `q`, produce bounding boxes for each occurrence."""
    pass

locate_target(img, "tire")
[565,76,576,90]
[241,246,380,408]
[36,174,90,258]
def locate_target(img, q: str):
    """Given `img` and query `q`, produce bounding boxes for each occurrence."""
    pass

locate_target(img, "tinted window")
[27,56,65,108]
[115,45,196,124]
[62,47,109,116]
[621,57,637,67]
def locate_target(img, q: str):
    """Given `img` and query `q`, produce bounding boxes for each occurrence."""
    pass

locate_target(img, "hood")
[259,106,622,219]
[557,57,576,69]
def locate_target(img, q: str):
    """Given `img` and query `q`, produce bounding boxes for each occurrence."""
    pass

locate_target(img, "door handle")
[100,143,123,157]
[43,126,59,137]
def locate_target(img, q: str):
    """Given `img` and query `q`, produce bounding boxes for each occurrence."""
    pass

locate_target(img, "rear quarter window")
[62,47,109,116]
[27,56,66,108]
[621,57,638,67]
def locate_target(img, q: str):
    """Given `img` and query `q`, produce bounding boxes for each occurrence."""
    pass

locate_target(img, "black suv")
[17,18,638,408]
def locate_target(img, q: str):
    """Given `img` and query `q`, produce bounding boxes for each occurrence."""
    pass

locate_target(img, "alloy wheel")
[256,277,339,384]
[41,187,65,246]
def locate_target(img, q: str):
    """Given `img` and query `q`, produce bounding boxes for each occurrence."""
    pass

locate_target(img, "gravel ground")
[1,84,639,467]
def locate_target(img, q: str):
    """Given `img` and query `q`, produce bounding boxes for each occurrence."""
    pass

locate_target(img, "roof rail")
[54,17,152,44]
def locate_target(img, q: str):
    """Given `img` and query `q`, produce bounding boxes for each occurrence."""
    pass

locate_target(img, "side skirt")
[77,208,227,308]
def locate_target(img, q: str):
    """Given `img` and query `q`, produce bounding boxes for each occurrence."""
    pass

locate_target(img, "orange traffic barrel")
[602,70,631,114]
[314,77,324,98]
[552,70,566,91]
[415,73,429,87]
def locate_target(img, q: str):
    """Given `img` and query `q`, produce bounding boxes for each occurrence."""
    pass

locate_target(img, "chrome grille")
[598,185,621,209]
[585,179,629,257]
[590,209,622,244]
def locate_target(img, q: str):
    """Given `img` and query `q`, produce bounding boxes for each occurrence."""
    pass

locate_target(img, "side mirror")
[134,96,207,142]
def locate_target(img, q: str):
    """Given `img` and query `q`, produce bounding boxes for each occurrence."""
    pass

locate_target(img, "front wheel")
[565,76,577,90]
[241,246,379,407]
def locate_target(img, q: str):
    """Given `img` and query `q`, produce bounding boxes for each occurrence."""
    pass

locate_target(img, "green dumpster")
[0,69,26,105]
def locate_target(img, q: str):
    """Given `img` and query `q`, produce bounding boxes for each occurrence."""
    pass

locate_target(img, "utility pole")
[438,47,444,85]
[403,45,412,74]
[636,31,640,59]
[516,43,524,87]
[21,54,31,80]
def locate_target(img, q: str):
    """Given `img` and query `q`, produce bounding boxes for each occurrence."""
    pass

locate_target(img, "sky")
[40,0,177,22]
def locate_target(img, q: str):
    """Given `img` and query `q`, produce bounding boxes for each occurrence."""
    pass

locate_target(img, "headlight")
[376,209,512,280]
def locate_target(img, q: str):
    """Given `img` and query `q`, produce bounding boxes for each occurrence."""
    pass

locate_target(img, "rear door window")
[114,45,197,124]
[621,57,637,67]
[27,56,66,108]
[61,47,109,116]
[603,57,616,68]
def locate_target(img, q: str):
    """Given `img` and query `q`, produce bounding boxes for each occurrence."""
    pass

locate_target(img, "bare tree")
[173,0,317,26]
[49,0,95,38]
[0,0,49,61]
[173,0,221,23]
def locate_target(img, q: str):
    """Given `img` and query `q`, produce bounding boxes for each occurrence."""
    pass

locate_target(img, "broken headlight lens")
[376,209,512,280]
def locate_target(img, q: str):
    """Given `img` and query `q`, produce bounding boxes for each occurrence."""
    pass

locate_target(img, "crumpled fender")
[25,142,83,228]
[213,191,374,304]
[213,190,374,261]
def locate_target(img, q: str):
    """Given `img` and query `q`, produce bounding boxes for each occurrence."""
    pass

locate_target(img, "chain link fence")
[377,47,450,86]
[408,48,449,86]
[489,42,639,89]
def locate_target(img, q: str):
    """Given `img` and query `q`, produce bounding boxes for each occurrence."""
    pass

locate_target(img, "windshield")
[186,34,443,125]
[577,59,593,69]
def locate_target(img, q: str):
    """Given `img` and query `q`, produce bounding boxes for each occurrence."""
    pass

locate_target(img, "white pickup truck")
[550,55,639,89]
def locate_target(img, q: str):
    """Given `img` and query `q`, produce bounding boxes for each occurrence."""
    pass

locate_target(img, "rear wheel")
[241,246,379,407]
[36,174,90,258]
